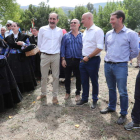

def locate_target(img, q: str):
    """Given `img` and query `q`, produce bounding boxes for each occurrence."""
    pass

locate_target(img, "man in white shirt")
[5,20,13,38]
[37,12,63,104]
[76,12,104,109]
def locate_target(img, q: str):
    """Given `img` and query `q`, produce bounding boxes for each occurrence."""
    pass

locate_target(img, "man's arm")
[60,35,67,68]
[129,32,139,60]
[37,28,42,50]
[83,29,104,62]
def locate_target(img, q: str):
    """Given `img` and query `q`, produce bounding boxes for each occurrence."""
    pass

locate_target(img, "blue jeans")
[104,62,128,116]
[79,56,100,102]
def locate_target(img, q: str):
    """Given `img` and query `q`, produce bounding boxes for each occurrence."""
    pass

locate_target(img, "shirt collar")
[113,25,126,33]
[86,24,95,31]
[69,30,82,35]
[48,25,57,30]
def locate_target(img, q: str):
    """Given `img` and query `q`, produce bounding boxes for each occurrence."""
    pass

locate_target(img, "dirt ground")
[0,50,140,140]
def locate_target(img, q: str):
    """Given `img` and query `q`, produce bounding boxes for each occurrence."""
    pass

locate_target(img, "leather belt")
[42,52,52,55]
[83,56,99,58]
[104,61,127,64]
[66,58,80,61]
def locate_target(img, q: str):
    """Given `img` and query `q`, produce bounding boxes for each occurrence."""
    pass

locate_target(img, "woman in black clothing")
[29,27,41,80]
[4,22,37,93]
[0,38,22,112]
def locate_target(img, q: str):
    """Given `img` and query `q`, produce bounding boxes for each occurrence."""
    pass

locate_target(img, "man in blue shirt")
[61,19,82,102]
[0,27,6,39]
[100,10,139,125]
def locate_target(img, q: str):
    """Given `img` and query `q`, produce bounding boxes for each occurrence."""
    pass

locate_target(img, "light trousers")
[40,53,60,97]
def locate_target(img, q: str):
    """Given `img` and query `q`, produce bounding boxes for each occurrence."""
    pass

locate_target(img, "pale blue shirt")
[104,26,139,62]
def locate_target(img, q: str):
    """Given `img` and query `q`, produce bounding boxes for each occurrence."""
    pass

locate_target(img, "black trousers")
[64,58,81,95]
[131,70,140,124]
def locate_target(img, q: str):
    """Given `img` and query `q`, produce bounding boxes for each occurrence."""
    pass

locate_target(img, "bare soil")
[0,50,140,140]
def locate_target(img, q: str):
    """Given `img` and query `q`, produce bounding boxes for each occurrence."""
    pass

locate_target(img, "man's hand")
[62,59,67,68]
[83,56,89,62]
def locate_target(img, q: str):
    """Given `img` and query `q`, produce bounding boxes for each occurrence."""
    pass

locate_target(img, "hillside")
[20,2,107,15]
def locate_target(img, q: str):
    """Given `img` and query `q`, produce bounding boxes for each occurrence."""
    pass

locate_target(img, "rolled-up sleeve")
[96,29,104,50]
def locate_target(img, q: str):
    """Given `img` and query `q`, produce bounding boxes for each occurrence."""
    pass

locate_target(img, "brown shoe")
[64,93,70,100]
[75,95,80,102]
[37,95,46,100]
[52,97,59,104]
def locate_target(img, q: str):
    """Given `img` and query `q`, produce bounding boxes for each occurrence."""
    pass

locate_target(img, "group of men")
[36,10,140,131]
[1,10,138,130]
[0,20,13,39]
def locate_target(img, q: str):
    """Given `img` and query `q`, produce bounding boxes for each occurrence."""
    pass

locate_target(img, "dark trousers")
[64,58,81,95]
[31,53,41,78]
[79,56,100,102]
[131,70,140,124]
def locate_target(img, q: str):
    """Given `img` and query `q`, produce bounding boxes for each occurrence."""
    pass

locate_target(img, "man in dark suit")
[29,27,41,80]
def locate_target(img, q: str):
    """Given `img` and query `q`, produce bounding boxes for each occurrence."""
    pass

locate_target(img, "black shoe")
[76,100,88,105]
[135,66,140,68]
[124,122,140,130]
[117,115,126,125]
[100,107,115,114]
[91,101,97,109]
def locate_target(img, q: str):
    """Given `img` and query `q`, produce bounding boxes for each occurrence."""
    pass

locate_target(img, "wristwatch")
[87,56,91,60]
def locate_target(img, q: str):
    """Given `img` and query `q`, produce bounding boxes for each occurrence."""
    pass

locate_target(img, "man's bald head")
[83,12,93,21]
[81,12,94,29]
[1,27,6,36]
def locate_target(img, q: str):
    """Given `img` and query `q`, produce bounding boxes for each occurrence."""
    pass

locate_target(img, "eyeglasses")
[70,22,77,24]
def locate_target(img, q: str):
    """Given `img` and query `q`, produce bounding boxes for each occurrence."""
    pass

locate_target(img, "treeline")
[1,0,140,33]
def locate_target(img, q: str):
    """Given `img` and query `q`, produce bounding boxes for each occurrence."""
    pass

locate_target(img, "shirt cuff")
[22,42,25,46]
[97,44,104,49]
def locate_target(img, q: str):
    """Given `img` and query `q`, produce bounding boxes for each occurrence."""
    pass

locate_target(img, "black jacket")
[4,32,29,50]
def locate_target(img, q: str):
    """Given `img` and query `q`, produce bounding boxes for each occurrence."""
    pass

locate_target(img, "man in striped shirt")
[61,19,82,102]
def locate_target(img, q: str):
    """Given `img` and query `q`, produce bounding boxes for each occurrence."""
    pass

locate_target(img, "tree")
[0,0,23,25]
[94,1,128,33]
[68,5,88,27]
[21,4,38,30]
[123,0,140,30]
[86,2,94,13]
[54,8,69,31]
[21,2,69,31]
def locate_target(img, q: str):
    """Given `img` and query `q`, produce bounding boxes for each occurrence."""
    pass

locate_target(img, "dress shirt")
[0,55,5,59]
[105,26,139,62]
[5,30,13,38]
[0,34,4,39]
[82,24,104,56]
[61,31,83,59]
[139,37,140,52]
[38,25,63,54]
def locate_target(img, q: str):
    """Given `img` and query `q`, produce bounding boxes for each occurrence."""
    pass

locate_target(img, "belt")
[66,58,80,61]
[104,61,127,64]
[42,52,53,55]
[83,56,99,58]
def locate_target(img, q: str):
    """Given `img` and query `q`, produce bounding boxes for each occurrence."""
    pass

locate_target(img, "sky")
[16,0,123,7]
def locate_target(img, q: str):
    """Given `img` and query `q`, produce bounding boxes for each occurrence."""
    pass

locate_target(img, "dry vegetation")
[0,50,140,140]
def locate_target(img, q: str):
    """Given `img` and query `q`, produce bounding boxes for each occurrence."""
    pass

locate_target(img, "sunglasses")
[6,24,11,27]
[70,22,77,24]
